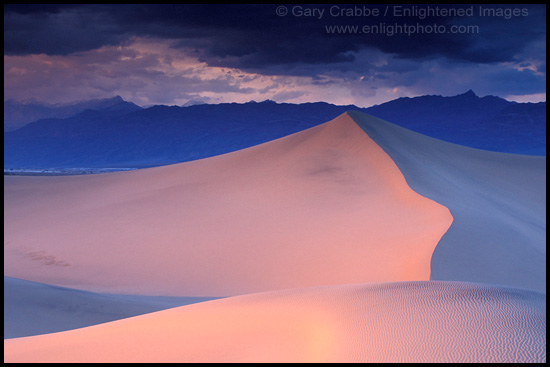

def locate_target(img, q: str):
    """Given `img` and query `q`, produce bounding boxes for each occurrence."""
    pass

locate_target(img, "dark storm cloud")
[4,3,546,104]
[4,4,279,56]
[5,5,546,67]
[4,4,128,55]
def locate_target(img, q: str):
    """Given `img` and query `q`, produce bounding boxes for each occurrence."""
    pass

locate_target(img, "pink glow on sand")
[4,282,545,363]
[4,113,452,296]
[4,112,545,363]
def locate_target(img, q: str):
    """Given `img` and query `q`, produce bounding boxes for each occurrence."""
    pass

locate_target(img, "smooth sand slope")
[4,281,546,363]
[350,111,546,292]
[4,113,452,296]
[4,276,216,339]
[4,112,546,363]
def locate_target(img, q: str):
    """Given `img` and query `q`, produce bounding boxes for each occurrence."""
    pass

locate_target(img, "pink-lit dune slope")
[5,112,545,363]
[4,281,546,363]
[4,113,452,296]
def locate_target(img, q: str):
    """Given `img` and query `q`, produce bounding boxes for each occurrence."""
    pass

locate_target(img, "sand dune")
[350,111,546,292]
[4,281,546,363]
[4,111,545,363]
[4,113,452,296]
[4,276,216,339]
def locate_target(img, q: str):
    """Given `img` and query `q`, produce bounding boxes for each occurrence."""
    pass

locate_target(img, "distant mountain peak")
[459,90,478,98]
[105,95,124,103]
[182,100,207,107]
[244,99,277,105]
[3,95,142,132]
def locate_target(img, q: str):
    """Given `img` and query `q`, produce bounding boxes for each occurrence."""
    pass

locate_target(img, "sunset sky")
[4,4,546,107]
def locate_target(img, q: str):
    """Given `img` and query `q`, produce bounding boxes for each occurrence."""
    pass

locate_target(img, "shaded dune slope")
[349,111,546,292]
[3,277,217,339]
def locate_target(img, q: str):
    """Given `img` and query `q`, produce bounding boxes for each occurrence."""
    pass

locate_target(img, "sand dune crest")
[4,113,452,296]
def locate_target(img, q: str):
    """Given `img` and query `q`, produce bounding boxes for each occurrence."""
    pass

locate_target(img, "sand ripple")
[4,281,545,363]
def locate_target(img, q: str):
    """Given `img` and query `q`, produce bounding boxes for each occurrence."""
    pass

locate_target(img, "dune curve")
[349,111,546,292]
[4,113,452,296]
[4,281,545,363]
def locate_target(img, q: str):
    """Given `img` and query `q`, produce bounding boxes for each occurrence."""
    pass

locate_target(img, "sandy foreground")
[4,282,546,363]
[4,112,546,362]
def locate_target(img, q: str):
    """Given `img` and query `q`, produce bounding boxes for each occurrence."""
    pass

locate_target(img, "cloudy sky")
[4,4,546,107]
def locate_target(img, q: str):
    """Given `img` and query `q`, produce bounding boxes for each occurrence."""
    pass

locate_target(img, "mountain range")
[4,96,142,132]
[4,91,545,168]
